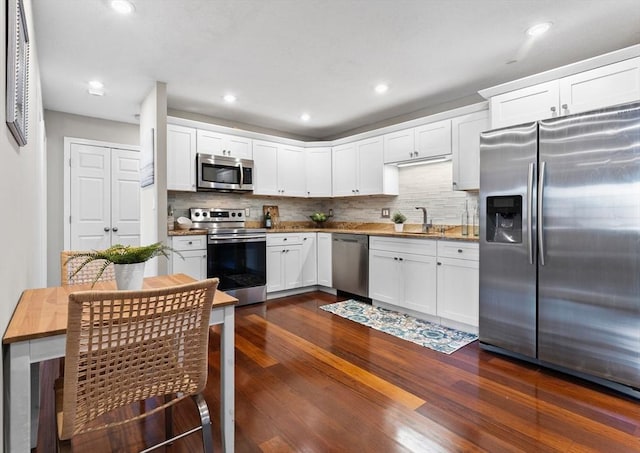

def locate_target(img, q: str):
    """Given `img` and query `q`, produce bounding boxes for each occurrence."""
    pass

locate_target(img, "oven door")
[197,153,254,191]
[207,236,266,291]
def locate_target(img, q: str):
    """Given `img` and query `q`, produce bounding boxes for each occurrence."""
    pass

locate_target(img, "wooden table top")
[3,274,238,344]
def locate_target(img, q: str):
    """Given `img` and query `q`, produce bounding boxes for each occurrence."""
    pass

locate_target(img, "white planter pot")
[394,223,404,232]
[114,262,145,290]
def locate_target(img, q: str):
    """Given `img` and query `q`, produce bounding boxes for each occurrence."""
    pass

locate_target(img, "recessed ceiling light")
[526,22,552,37]
[300,113,311,122]
[223,94,237,103]
[111,0,135,15]
[374,83,389,94]
[88,80,105,96]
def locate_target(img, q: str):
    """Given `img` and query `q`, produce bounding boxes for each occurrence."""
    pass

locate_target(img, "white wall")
[139,82,168,275]
[43,110,139,285]
[0,0,46,447]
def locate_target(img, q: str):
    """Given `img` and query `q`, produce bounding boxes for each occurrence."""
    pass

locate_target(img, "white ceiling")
[32,0,640,140]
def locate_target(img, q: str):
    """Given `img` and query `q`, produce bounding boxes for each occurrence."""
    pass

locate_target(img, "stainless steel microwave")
[196,153,254,192]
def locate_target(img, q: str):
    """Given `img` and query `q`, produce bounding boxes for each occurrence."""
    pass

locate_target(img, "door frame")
[63,137,140,249]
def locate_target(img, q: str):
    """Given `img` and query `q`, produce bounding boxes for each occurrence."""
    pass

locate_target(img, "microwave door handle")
[239,162,244,187]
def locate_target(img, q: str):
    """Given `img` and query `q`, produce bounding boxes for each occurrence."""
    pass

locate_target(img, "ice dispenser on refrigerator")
[486,196,522,244]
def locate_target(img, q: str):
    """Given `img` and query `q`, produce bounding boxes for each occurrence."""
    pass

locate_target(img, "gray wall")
[44,110,139,285]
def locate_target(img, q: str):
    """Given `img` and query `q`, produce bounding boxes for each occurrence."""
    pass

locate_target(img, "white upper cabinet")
[451,110,490,191]
[490,80,560,128]
[414,119,452,159]
[196,129,253,159]
[559,57,640,116]
[305,147,332,197]
[167,124,197,192]
[333,137,398,197]
[490,57,640,129]
[383,128,415,163]
[383,119,452,164]
[253,140,306,197]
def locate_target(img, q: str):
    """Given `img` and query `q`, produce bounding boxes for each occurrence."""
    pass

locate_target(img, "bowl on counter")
[176,216,193,230]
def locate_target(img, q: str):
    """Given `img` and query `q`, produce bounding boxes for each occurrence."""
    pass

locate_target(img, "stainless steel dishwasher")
[332,233,369,298]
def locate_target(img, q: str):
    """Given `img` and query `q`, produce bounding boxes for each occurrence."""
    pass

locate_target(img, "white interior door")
[70,143,140,250]
[70,143,111,250]
[111,149,140,246]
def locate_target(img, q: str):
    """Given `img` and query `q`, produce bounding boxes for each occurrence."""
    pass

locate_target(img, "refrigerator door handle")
[527,162,535,265]
[538,160,546,266]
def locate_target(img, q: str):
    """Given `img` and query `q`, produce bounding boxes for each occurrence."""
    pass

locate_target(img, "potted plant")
[67,242,180,290]
[391,212,407,232]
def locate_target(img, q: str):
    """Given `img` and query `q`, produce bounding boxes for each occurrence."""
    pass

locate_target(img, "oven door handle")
[208,236,266,244]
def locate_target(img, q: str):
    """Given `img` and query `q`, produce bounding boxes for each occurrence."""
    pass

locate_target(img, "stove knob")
[237,212,243,218]
[231,212,236,217]
[202,212,208,217]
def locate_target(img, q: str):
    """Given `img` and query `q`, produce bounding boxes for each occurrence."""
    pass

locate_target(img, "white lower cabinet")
[317,232,332,287]
[369,236,479,328]
[301,233,317,286]
[369,237,437,316]
[169,235,207,280]
[267,233,304,292]
[436,241,479,327]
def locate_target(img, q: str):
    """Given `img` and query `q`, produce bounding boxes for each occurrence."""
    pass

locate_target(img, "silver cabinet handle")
[104,227,110,232]
[550,106,557,113]
[414,151,418,157]
[188,241,193,245]
[458,249,463,253]
[112,227,118,232]
[527,162,535,265]
[538,161,546,266]
[561,103,568,112]
[394,257,398,261]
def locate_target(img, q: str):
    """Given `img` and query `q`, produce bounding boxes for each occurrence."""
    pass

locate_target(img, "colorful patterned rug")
[320,300,478,354]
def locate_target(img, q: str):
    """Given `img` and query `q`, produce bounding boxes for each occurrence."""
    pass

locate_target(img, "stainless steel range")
[190,208,266,306]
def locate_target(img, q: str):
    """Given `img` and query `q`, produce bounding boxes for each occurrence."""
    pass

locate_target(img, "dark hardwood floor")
[36,291,640,452]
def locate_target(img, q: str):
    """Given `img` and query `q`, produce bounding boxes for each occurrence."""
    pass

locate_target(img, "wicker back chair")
[60,250,115,286]
[55,278,219,452]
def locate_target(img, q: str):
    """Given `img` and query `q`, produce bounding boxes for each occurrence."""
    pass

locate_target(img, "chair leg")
[164,394,173,443]
[192,393,214,453]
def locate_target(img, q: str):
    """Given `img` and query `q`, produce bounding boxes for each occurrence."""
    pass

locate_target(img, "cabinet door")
[110,149,141,247]
[437,257,479,327]
[301,234,317,286]
[225,135,253,159]
[356,137,384,195]
[317,233,332,287]
[305,147,332,197]
[267,246,285,292]
[172,249,207,280]
[253,140,279,196]
[414,120,452,159]
[167,125,197,191]
[332,143,357,196]
[369,249,399,304]
[283,245,302,289]
[278,145,306,197]
[490,80,560,128]
[451,110,490,191]
[401,253,437,316]
[196,129,225,156]
[384,128,415,163]
[559,57,640,116]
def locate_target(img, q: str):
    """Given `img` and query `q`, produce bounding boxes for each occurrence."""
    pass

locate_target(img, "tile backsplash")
[168,161,478,226]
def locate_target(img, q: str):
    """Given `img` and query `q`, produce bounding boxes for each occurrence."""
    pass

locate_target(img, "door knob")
[112,227,118,232]
[104,227,110,232]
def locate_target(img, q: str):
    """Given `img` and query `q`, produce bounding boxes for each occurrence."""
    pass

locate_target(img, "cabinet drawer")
[267,233,303,246]
[369,236,436,256]
[171,235,207,251]
[437,241,478,260]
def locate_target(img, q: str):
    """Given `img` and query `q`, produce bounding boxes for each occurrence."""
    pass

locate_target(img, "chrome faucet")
[415,207,432,233]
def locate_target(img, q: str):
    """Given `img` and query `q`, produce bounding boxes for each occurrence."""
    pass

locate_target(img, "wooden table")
[3,274,237,453]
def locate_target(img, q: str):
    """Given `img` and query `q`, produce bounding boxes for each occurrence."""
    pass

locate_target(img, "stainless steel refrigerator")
[479,101,640,397]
